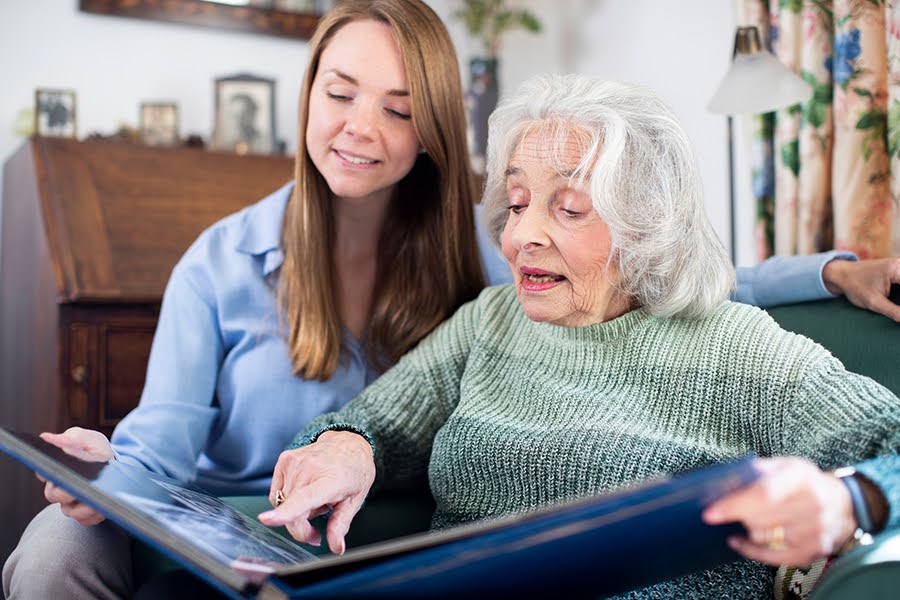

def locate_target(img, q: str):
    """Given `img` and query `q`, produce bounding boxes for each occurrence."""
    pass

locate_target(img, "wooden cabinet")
[0,136,293,562]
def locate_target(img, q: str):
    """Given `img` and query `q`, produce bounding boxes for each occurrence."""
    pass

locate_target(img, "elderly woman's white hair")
[481,74,735,318]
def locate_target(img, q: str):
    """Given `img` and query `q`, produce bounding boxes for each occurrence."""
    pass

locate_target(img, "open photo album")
[0,427,758,599]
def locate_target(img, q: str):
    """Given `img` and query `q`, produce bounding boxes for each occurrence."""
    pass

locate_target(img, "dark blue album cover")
[0,427,758,599]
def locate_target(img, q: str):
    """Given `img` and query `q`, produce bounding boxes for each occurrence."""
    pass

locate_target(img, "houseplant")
[453,0,541,59]
[453,0,541,166]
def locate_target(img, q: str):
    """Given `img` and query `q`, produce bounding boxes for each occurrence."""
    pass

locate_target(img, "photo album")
[0,427,758,599]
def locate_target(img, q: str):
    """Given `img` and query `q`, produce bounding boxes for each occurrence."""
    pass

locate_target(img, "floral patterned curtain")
[739,0,899,259]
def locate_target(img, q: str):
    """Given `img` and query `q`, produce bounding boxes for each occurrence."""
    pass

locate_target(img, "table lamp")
[708,25,813,263]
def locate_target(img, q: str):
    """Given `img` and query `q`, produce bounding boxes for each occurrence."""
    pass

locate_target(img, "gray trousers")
[3,504,133,600]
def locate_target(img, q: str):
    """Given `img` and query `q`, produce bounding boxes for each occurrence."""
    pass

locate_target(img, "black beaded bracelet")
[309,423,377,457]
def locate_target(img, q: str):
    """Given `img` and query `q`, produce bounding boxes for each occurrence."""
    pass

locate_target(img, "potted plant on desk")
[453,0,541,169]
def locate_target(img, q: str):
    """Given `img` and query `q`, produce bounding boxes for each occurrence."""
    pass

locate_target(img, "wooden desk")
[0,136,293,562]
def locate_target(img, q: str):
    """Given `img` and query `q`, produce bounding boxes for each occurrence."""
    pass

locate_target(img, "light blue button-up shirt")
[111,184,373,494]
[111,182,853,495]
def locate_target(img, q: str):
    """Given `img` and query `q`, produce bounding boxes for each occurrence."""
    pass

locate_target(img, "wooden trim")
[79,0,321,40]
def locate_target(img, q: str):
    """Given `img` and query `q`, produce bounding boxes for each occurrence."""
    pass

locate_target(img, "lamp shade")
[708,26,813,115]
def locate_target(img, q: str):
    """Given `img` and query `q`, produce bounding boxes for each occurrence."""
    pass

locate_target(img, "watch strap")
[835,467,876,534]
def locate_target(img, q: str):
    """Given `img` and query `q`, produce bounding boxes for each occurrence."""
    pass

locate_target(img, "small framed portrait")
[212,74,276,155]
[140,102,179,147]
[34,88,77,138]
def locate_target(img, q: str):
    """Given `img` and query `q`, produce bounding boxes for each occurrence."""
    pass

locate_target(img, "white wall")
[0,1,310,160]
[0,1,748,265]
[556,0,748,264]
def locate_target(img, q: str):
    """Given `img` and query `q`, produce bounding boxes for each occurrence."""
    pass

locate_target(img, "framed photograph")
[34,88,77,138]
[212,74,276,155]
[140,102,179,147]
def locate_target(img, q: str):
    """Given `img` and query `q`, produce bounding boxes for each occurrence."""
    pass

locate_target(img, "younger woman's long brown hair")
[278,0,485,380]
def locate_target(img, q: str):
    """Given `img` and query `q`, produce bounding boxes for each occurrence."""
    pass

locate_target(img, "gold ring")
[765,525,786,551]
[274,489,286,507]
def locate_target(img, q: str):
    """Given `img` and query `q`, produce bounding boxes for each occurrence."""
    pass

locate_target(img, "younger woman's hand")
[39,427,115,526]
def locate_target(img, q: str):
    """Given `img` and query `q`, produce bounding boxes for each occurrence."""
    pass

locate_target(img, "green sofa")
[766,297,900,599]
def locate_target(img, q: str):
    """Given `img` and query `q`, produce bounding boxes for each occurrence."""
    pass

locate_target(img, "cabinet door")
[63,306,158,437]
[98,322,155,429]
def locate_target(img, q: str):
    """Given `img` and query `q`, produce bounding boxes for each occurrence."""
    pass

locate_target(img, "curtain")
[739,0,899,259]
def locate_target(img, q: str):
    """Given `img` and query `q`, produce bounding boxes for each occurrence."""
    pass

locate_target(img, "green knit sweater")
[293,285,900,599]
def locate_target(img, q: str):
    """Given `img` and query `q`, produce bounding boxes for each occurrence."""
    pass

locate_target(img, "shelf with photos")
[31,69,288,158]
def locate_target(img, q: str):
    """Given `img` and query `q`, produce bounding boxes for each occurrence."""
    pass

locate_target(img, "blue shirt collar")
[235,181,293,276]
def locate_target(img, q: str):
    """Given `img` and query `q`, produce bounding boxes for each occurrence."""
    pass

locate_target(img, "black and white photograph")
[212,74,276,155]
[140,102,179,147]
[34,88,77,138]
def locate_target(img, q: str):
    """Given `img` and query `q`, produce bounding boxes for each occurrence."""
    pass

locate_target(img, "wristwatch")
[833,466,875,552]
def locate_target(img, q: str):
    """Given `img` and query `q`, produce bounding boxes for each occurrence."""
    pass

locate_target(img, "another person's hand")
[701,457,857,567]
[822,257,900,321]
[39,427,114,526]
[258,431,375,555]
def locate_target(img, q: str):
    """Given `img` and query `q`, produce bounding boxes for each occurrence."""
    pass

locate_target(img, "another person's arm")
[108,255,225,478]
[259,292,487,553]
[734,251,900,321]
[732,250,857,307]
[821,256,900,321]
[39,249,226,526]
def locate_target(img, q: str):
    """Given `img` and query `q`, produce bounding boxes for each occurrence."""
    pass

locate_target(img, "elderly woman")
[260,74,900,598]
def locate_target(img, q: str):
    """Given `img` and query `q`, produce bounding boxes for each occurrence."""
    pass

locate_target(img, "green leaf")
[779,0,804,12]
[808,102,826,128]
[781,139,801,177]
[856,110,883,131]
[518,11,541,33]
[887,101,900,158]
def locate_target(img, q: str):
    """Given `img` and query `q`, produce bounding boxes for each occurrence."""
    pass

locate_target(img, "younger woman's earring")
[418,146,427,154]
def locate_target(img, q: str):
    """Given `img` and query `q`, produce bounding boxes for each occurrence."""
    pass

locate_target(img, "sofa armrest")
[766,298,900,597]
[765,297,900,396]
[809,527,900,599]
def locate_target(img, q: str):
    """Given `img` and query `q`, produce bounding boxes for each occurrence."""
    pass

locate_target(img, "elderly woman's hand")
[258,431,375,555]
[39,427,115,526]
[701,457,857,567]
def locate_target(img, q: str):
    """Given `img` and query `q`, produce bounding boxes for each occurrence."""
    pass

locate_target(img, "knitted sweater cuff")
[287,422,377,458]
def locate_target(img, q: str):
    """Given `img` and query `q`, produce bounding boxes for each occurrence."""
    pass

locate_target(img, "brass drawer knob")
[71,365,87,384]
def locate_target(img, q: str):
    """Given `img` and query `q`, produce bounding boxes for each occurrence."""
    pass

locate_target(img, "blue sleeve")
[731,250,858,307]
[474,203,513,286]
[856,455,900,531]
[109,255,223,482]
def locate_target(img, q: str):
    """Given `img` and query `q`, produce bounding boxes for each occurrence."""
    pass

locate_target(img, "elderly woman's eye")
[505,203,526,214]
